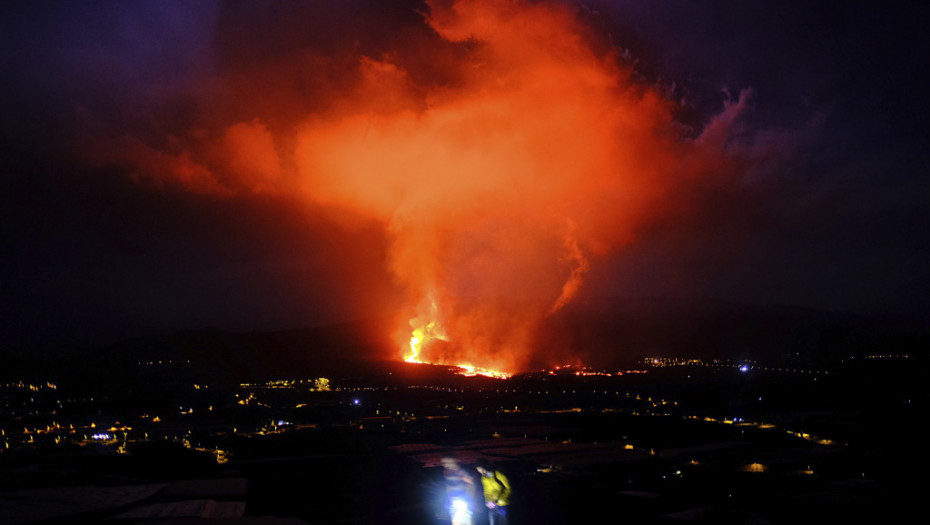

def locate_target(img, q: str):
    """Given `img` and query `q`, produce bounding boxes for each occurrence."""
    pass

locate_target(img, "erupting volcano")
[297,0,743,375]
[79,0,753,374]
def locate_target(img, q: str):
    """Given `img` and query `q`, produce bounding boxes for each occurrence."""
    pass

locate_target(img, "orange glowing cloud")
[216,119,282,194]
[293,0,710,372]
[81,0,753,373]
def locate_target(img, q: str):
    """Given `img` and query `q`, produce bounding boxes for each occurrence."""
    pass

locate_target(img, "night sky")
[2,0,928,353]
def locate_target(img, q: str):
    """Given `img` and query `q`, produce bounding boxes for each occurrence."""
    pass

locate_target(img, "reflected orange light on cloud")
[83,0,750,374]
[294,0,687,373]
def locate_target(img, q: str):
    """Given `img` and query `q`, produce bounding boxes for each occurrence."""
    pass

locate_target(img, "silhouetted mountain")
[111,317,399,383]
[0,317,398,386]
[2,298,926,385]
[532,296,928,369]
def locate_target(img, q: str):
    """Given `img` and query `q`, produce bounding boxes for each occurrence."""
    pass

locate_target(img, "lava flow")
[402,293,510,378]
[405,331,512,379]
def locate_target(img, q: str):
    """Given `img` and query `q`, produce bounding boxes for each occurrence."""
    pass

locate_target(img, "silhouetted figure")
[442,455,475,525]
[475,458,511,525]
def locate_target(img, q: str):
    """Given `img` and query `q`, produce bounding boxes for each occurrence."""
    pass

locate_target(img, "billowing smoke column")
[82,0,750,374]
[296,0,712,374]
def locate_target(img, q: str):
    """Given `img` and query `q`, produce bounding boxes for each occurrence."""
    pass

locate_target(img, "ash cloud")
[3,1,775,363]
[3,0,925,356]
[92,0,764,371]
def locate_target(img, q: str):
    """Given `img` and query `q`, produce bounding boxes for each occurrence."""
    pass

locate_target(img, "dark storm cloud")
[1,0,927,349]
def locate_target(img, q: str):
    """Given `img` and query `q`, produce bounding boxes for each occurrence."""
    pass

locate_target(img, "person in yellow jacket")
[475,458,511,525]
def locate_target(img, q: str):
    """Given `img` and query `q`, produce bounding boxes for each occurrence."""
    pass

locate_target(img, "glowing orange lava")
[453,363,512,379]
[405,335,424,364]
[402,292,510,377]
[402,298,510,377]
[405,332,512,379]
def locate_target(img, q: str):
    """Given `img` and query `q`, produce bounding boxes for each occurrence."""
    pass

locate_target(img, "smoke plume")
[80,0,753,372]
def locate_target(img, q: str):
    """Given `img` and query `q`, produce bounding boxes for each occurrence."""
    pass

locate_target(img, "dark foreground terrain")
[1,350,925,524]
